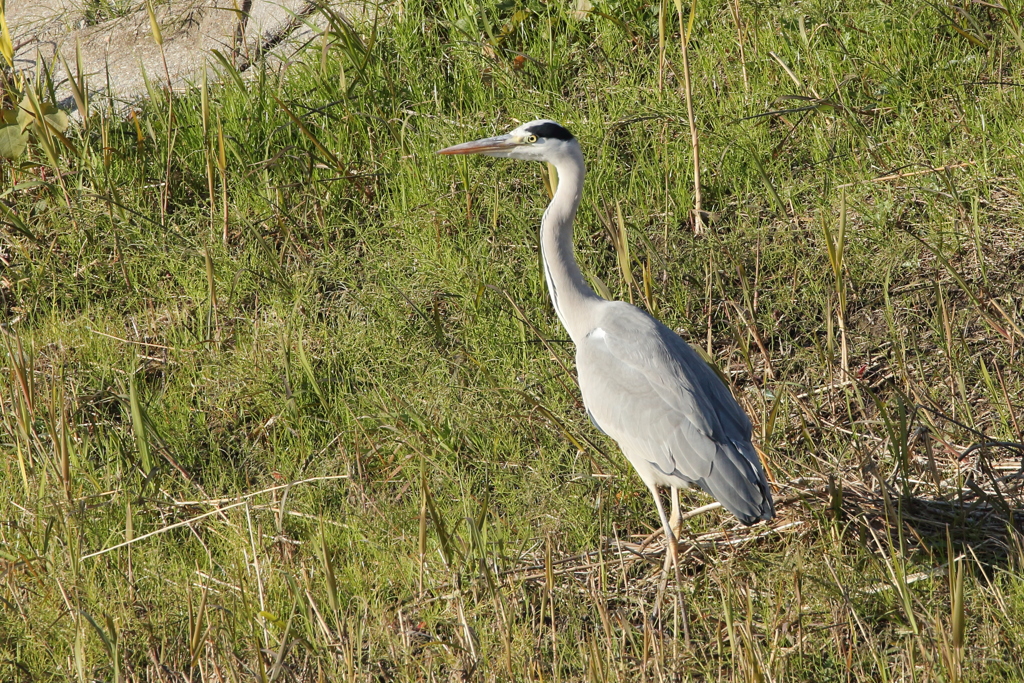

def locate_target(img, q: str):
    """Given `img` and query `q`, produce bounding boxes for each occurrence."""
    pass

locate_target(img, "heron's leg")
[639,487,683,551]
[669,486,682,537]
[645,482,674,547]
[638,485,692,637]
[647,482,680,619]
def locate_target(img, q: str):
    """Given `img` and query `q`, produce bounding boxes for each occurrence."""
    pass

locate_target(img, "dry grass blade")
[820,189,848,374]
[674,0,702,233]
[613,200,635,300]
[82,500,246,560]
[0,0,13,68]
[145,0,163,46]
[81,476,349,559]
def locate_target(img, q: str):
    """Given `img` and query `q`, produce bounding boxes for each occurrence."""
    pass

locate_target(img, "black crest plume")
[527,121,574,141]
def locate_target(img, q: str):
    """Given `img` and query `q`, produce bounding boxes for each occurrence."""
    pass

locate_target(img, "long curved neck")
[541,147,602,342]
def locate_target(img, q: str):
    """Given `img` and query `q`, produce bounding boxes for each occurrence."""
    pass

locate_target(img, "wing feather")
[576,302,773,524]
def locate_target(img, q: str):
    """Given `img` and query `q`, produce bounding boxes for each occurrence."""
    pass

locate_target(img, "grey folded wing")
[576,302,774,525]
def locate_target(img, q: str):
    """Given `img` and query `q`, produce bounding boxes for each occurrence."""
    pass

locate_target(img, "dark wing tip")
[527,121,575,141]
[698,442,776,526]
[735,504,776,526]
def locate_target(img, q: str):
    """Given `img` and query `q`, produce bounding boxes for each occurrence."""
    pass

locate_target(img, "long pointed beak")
[437,134,516,155]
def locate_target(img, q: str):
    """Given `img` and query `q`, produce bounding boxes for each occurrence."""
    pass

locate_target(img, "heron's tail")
[697,440,775,526]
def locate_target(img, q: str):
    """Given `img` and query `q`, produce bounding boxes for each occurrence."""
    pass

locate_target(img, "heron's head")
[437,119,578,163]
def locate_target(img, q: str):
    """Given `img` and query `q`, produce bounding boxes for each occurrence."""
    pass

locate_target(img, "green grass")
[3,0,1024,679]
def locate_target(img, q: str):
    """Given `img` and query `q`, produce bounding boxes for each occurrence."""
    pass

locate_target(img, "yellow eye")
[525,134,538,143]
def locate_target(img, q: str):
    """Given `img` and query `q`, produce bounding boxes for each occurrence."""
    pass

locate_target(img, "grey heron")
[439,119,775,560]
